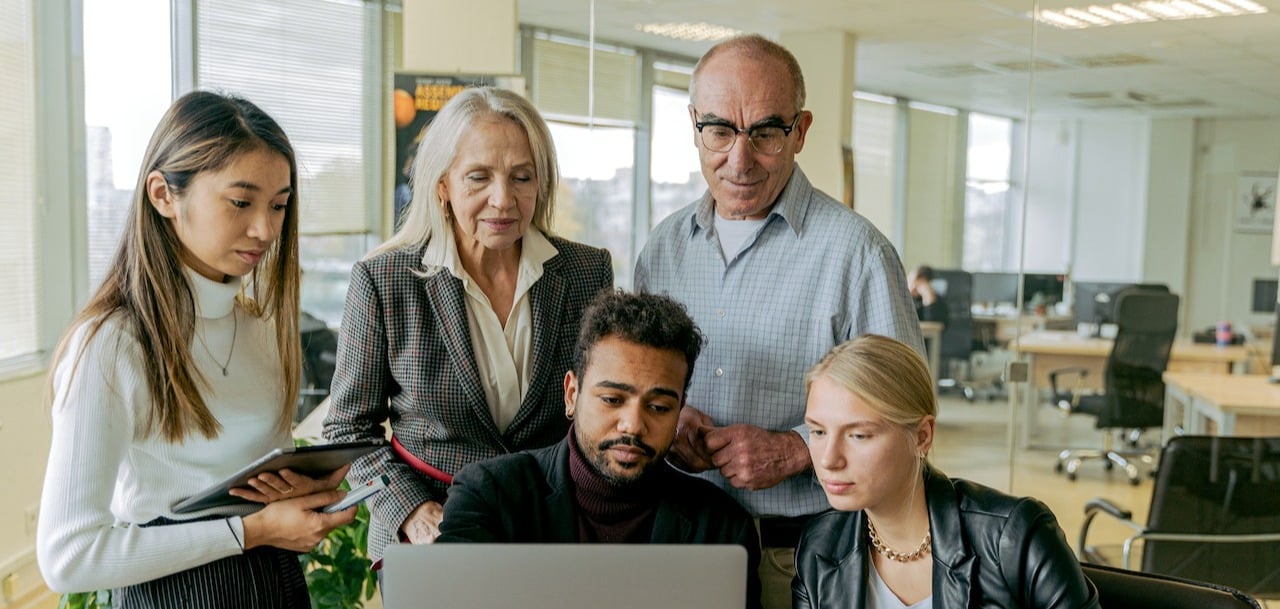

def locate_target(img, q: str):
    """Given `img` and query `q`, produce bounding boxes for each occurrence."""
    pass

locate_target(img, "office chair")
[1050,288,1179,483]
[299,311,338,424]
[1081,563,1263,609]
[931,269,998,401]
[1078,436,1280,600]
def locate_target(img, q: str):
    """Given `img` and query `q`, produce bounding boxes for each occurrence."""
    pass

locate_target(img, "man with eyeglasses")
[634,34,924,609]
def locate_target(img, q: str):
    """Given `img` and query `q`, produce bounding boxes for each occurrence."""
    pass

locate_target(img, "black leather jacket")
[793,467,1099,609]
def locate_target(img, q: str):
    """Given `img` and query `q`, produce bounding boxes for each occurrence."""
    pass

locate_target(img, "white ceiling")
[516,0,1280,119]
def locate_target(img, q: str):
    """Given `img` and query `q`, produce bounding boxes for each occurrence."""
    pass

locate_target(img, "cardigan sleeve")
[36,321,241,593]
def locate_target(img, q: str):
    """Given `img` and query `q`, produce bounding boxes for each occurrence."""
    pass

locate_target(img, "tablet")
[171,439,388,514]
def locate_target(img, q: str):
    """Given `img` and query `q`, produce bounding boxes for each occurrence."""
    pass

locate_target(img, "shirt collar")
[186,268,241,319]
[422,224,558,282]
[689,165,814,238]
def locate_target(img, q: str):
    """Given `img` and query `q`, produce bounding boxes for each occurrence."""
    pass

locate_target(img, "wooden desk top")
[919,320,943,335]
[1163,372,1280,414]
[1018,331,1250,363]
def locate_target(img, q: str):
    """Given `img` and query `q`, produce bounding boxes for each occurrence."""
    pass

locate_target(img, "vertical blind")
[0,0,38,360]
[196,0,369,235]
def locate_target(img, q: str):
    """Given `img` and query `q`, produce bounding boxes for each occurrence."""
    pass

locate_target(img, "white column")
[780,30,856,206]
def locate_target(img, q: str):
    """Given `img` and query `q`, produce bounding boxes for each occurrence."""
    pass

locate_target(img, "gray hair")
[371,86,558,260]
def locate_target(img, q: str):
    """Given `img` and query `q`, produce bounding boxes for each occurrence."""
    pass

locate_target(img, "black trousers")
[110,518,310,609]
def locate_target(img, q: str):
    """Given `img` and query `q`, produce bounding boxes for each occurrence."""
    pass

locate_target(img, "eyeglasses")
[693,111,801,155]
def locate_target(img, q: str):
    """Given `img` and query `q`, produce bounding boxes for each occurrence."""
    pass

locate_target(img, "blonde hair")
[690,34,806,113]
[48,91,301,442]
[807,334,936,457]
[372,86,558,260]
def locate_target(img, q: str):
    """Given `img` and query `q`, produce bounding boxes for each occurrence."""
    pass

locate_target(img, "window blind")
[196,0,369,235]
[532,36,638,122]
[0,0,39,360]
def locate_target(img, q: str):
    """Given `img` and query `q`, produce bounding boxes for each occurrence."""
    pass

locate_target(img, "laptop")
[381,543,748,609]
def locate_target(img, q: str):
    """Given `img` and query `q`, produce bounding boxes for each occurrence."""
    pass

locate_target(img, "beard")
[586,433,664,486]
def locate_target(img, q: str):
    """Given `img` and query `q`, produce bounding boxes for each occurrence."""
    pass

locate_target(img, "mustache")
[598,435,656,457]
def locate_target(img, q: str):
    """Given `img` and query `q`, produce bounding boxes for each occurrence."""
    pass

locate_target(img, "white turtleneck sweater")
[37,271,292,593]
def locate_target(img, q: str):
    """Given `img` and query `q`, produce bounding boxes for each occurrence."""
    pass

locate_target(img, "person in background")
[323,86,614,568]
[634,34,923,608]
[38,91,354,607]
[908,265,949,327]
[437,290,761,608]
[794,334,1099,609]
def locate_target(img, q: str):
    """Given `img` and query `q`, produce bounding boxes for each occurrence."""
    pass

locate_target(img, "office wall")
[902,107,961,270]
[1072,118,1151,282]
[1143,119,1195,298]
[0,370,51,603]
[1185,118,1280,335]
[1023,119,1075,273]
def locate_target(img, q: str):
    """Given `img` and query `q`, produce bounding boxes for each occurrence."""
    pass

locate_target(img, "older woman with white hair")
[793,334,1099,609]
[324,86,613,567]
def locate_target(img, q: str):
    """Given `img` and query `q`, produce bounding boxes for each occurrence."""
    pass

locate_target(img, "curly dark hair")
[572,290,704,393]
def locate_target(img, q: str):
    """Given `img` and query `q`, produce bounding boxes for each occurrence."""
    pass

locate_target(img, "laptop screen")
[381,543,748,609]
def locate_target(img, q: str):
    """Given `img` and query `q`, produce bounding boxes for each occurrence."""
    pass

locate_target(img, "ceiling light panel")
[1034,0,1267,29]
[634,22,742,42]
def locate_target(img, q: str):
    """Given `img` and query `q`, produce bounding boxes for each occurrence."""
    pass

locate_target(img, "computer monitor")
[1251,278,1278,314]
[1072,281,1169,325]
[1022,273,1066,308]
[971,272,1019,306]
[381,544,748,609]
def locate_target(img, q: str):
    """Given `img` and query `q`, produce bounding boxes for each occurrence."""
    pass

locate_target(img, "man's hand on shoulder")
[704,425,811,491]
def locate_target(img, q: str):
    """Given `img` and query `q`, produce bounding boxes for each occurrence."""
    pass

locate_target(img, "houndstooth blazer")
[323,235,613,562]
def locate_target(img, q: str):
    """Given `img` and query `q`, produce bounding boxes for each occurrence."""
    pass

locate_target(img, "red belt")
[390,436,453,485]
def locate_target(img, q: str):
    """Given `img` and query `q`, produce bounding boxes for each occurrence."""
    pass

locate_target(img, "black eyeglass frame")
[692,111,802,154]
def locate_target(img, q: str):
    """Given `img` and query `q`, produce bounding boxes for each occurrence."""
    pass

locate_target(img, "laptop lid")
[381,543,747,609]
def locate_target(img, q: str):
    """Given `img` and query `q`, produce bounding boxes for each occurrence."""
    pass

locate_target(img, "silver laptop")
[381,543,748,609]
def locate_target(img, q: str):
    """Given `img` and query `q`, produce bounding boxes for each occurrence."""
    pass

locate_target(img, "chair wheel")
[1129,477,1141,486]
[1067,472,1077,481]
[1104,461,1114,470]
[1054,462,1064,474]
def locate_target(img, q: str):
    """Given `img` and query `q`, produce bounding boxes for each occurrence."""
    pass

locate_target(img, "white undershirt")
[713,214,767,262]
[867,561,934,609]
[37,270,291,593]
[423,226,557,433]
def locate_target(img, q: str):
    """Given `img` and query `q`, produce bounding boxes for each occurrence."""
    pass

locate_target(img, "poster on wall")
[392,74,525,224]
[1235,172,1277,234]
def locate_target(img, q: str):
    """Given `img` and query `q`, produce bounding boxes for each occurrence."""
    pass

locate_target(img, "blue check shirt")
[635,166,925,518]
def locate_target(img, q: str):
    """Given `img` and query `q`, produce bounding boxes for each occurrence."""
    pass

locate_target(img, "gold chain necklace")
[867,517,931,563]
[194,313,237,377]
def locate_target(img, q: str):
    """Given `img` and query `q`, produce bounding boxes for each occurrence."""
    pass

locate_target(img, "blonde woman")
[794,334,1099,609]
[38,91,354,607]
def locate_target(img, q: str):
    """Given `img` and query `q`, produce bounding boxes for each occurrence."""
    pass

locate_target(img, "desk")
[920,320,943,392]
[1017,331,1252,448]
[1162,372,1280,442]
[973,312,1074,345]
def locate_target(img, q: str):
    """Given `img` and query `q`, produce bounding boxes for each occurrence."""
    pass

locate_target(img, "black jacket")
[438,438,763,609]
[793,467,1099,609]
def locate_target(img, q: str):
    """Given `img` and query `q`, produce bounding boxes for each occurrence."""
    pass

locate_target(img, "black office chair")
[1082,563,1263,609]
[931,269,997,401]
[298,311,337,424]
[1050,288,1179,483]
[1079,436,1280,600]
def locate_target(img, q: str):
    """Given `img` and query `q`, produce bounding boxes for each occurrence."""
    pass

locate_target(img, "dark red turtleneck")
[567,428,662,543]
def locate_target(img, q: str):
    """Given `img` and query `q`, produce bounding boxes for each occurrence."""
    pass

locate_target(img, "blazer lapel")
[506,262,566,433]
[543,440,579,541]
[422,271,504,446]
[926,467,977,608]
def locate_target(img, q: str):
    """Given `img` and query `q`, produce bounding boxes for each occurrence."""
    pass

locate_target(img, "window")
[549,123,637,287]
[196,0,377,326]
[852,92,900,234]
[83,0,172,291]
[650,84,702,227]
[0,0,38,361]
[962,113,1016,271]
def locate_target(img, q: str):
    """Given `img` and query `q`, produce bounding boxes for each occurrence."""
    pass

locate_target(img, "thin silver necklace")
[195,313,237,376]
